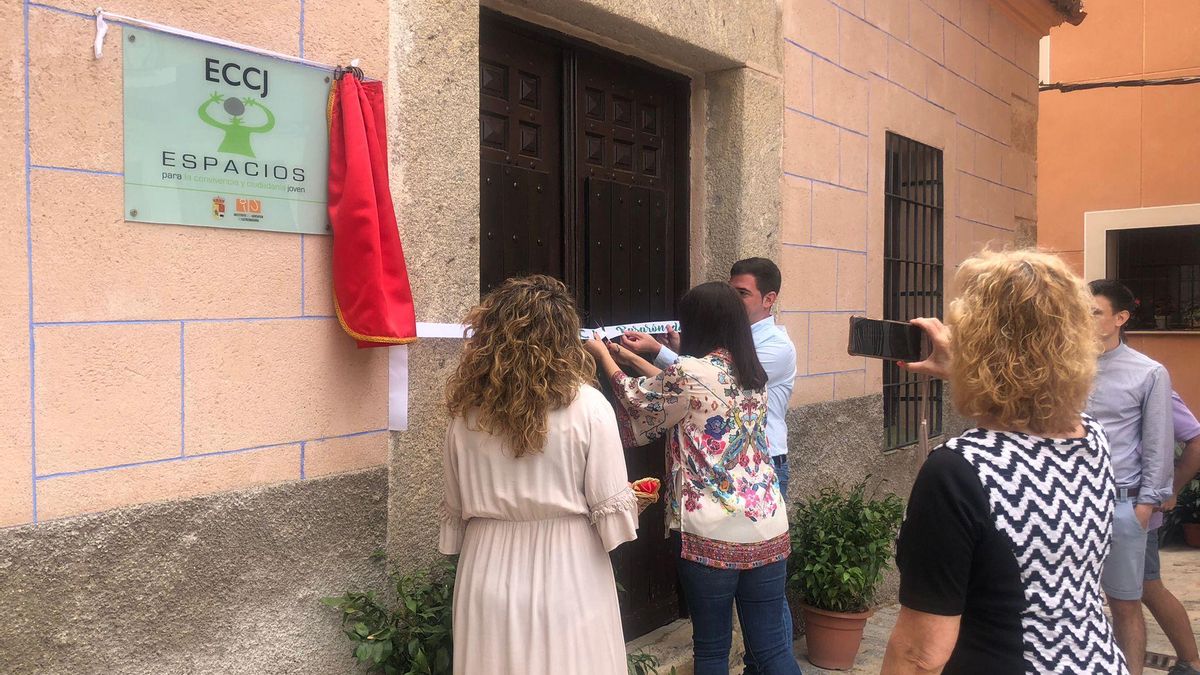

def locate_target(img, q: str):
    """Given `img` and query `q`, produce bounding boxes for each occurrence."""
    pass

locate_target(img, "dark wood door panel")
[480,11,689,639]
[479,21,563,293]
[480,161,560,292]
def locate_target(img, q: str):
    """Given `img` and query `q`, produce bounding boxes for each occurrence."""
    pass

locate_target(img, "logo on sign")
[232,198,265,223]
[198,93,275,158]
[236,198,262,213]
[211,196,226,219]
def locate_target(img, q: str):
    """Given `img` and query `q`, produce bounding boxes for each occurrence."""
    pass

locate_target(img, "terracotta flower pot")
[1183,523,1200,548]
[800,604,874,671]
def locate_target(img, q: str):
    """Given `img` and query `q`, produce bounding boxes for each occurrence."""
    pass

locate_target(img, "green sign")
[123,28,331,235]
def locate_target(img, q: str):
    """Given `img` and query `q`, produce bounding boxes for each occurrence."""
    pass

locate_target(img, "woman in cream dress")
[439,275,638,675]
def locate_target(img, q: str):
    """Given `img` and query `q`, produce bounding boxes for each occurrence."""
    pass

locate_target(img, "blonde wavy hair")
[949,249,1100,435]
[445,275,596,456]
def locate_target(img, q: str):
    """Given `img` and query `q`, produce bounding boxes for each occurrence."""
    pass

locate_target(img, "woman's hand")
[586,332,626,384]
[608,341,637,367]
[898,317,952,380]
[583,333,611,361]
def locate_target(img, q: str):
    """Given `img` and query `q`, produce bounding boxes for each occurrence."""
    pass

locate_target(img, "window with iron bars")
[883,133,944,450]
[1108,224,1200,331]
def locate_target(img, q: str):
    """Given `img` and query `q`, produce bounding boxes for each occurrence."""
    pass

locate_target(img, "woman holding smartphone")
[881,249,1126,674]
[585,281,800,675]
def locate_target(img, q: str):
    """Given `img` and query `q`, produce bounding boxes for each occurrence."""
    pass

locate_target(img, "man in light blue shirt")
[622,258,798,495]
[1087,279,1176,675]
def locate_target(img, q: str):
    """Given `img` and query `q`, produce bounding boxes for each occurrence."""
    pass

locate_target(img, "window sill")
[1126,330,1200,336]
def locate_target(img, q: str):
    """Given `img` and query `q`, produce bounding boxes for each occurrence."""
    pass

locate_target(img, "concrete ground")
[632,545,1200,674]
[1144,545,1200,670]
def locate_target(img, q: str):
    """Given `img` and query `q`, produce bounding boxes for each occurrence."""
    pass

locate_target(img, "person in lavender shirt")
[1143,391,1200,675]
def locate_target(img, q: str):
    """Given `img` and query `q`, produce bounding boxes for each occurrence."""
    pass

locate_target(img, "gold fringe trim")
[334,294,418,345]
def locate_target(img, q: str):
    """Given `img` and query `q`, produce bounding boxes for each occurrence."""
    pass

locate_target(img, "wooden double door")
[478,11,690,639]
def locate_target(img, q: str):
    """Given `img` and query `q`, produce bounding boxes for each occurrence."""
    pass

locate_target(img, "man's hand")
[1135,503,1154,530]
[1157,496,1177,512]
[621,331,664,358]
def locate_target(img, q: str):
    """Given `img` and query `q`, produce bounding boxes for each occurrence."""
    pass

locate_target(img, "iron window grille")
[1108,224,1200,331]
[883,133,944,450]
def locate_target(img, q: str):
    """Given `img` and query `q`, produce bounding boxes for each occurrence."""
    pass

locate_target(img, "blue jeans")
[772,455,790,501]
[673,534,802,675]
[745,455,794,674]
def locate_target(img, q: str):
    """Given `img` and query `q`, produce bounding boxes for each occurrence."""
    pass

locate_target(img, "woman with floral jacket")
[585,281,799,675]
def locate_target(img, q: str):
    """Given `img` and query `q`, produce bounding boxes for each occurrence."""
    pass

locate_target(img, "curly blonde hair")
[950,249,1100,435]
[445,275,596,456]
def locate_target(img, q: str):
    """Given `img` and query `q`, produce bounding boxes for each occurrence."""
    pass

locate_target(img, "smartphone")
[847,316,924,362]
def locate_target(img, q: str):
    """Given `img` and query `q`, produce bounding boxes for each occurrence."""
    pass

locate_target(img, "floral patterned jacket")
[611,349,789,569]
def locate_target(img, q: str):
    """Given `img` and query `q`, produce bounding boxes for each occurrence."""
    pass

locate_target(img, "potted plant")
[788,479,904,671]
[1184,304,1200,329]
[1153,299,1176,330]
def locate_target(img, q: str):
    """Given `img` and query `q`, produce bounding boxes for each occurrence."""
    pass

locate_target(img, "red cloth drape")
[327,75,417,348]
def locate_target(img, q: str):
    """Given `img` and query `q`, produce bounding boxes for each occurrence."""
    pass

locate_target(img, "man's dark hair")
[677,282,768,391]
[1088,279,1137,315]
[730,257,782,296]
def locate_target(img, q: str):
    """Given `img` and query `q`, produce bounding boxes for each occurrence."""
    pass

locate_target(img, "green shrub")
[788,479,904,613]
[325,554,678,674]
[627,650,677,675]
[321,556,456,675]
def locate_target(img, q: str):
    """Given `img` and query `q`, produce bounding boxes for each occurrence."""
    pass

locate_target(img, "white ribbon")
[389,319,678,430]
[411,320,679,341]
[93,9,108,59]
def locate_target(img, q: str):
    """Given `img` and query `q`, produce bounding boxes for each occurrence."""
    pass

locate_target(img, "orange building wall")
[1126,334,1200,415]
[1037,0,1200,408]
[1038,0,1200,269]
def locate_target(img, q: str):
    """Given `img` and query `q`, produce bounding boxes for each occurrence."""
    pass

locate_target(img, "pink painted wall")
[779,0,1037,406]
[0,2,392,527]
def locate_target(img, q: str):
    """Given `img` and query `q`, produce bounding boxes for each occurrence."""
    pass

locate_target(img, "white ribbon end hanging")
[93,9,109,59]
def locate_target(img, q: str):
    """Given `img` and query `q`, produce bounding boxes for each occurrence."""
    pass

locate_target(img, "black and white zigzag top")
[896,416,1129,674]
